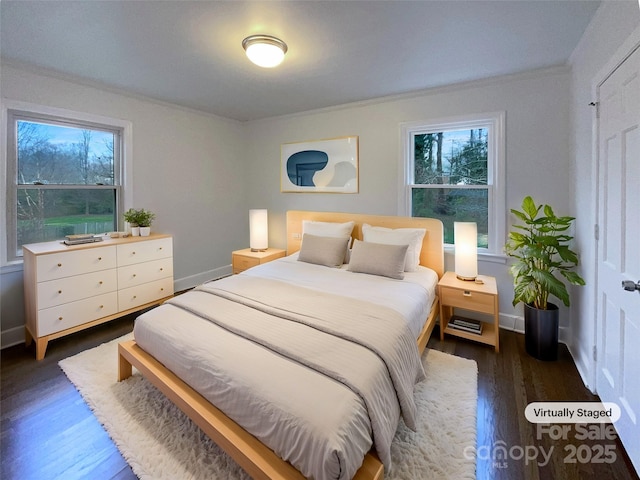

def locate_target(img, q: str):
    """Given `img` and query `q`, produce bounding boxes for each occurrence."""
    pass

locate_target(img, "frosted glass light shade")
[454,222,477,281]
[250,209,268,251]
[242,35,287,68]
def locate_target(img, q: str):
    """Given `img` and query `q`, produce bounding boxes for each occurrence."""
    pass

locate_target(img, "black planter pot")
[524,302,559,361]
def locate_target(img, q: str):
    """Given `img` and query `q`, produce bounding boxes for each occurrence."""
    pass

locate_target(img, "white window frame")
[399,111,506,257]
[1,100,133,266]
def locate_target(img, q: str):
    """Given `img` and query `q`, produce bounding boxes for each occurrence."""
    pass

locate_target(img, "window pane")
[411,188,488,247]
[17,188,116,250]
[17,120,115,185]
[413,129,487,186]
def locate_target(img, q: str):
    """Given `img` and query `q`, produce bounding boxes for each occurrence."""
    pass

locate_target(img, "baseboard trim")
[1,325,25,350]
[173,265,232,292]
[566,342,596,394]
[498,313,524,334]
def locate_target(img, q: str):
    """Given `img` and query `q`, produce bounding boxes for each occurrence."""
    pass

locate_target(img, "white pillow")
[302,220,355,239]
[362,223,426,272]
[347,240,408,280]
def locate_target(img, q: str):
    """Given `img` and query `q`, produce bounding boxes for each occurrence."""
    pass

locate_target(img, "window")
[4,105,129,262]
[400,112,505,254]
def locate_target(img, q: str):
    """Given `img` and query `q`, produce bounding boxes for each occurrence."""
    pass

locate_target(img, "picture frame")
[281,136,359,193]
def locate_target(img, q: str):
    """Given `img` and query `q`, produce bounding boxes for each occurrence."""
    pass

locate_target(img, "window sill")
[444,246,508,265]
[1,261,24,274]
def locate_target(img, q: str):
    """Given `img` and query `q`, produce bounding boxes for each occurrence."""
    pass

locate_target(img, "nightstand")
[232,248,286,274]
[438,271,499,352]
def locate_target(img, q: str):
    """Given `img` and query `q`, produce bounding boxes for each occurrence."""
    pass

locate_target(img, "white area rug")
[60,333,478,479]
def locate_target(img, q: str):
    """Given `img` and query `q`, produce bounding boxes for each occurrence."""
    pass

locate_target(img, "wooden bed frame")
[118,211,444,480]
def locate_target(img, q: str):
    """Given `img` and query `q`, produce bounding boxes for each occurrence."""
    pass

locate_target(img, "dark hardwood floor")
[1,319,638,480]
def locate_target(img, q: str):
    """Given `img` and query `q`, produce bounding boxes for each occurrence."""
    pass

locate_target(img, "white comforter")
[245,253,438,338]
[133,256,437,480]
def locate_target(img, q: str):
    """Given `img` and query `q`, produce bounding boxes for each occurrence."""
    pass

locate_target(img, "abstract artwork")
[281,136,358,193]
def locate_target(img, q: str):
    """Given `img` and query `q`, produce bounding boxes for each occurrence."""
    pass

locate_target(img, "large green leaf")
[532,270,570,306]
[513,277,538,306]
[557,245,579,264]
[561,270,586,286]
[521,196,539,219]
[510,209,529,223]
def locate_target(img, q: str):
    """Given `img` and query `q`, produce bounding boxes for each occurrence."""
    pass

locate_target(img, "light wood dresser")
[23,234,174,360]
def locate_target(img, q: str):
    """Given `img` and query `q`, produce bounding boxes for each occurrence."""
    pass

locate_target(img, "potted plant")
[136,209,155,237]
[123,208,141,236]
[504,196,585,360]
[123,208,156,236]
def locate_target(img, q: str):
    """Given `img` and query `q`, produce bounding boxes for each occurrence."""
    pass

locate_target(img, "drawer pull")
[58,290,62,294]
[132,251,136,255]
[98,257,102,261]
[57,263,62,267]
[160,267,164,271]
[463,291,472,297]
[133,295,137,299]
[58,316,63,321]
[159,247,163,250]
[161,287,164,291]
[99,281,103,285]
[100,305,104,309]
[133,274,137,277]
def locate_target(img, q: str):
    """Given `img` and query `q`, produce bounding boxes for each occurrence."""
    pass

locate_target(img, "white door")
[596,44,640,474]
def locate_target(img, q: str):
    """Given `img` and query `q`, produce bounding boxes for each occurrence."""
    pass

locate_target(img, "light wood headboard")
[286,211,444,278]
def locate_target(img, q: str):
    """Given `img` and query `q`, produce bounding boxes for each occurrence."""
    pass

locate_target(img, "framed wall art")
[281,136,359,193]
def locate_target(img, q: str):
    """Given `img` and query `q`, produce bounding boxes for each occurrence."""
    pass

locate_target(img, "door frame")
[591,24,640,394]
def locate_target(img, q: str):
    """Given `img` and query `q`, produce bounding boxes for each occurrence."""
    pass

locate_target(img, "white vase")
[139,227,151,237]
[131,226,140,236]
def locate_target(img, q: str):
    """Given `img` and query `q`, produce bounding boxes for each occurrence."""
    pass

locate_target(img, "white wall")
[243,67,574,326]
[0,64,248,347]
[568,1,640,391]
[5,3,636,358]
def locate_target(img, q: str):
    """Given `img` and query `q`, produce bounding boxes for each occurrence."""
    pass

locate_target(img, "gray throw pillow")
[297,234,350,268]
[347,239,409,279]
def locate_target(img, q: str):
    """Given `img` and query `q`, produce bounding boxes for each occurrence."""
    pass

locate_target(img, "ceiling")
[0,1,601,122]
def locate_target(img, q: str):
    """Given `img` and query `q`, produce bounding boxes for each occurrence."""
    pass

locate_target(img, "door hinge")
[594,224,599,241]
[593,345,597,362]
[589,101,600,119]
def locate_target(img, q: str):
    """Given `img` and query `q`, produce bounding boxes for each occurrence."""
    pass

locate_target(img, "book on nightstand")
[449,316,483,335]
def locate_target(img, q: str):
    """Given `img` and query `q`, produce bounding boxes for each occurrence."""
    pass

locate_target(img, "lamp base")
[456,274,477,281]
[250,248,267,252]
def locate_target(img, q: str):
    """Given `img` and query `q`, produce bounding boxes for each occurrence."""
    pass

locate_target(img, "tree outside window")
[402,113,505,253]
[7,110,122,259]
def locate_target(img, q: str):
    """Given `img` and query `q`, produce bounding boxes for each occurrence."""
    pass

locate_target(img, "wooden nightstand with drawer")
[232,248,286,274]
[438,271,499,352]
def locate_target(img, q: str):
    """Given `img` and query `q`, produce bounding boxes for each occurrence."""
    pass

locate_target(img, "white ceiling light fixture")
[242,34,287,68]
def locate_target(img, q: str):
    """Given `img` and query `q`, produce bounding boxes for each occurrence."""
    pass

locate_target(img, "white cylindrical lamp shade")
[454,222,478,281]
[250,209,268,251]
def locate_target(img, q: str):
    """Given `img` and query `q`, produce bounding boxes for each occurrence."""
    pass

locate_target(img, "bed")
[118,211,444,480]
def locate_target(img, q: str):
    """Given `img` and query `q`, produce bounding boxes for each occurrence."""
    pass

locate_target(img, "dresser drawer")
[38,292,119,336]
[37,246,117,282]
[440,286,496,314]
[232,255,260,273]
[117,237,173,266]
[37,269,118,309]
[117,257,173,289]
[118,277,174,311]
